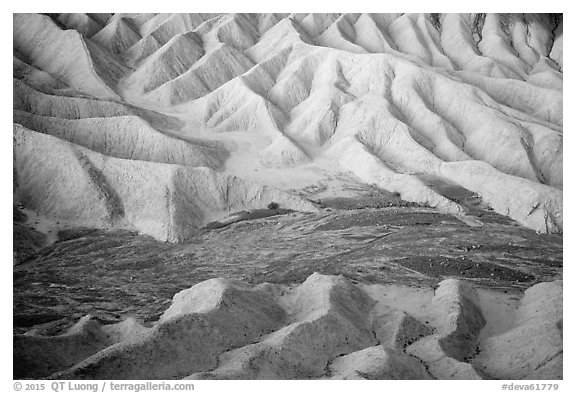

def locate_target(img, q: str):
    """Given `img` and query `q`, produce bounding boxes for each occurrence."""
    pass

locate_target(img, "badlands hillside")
[13,13,562,380]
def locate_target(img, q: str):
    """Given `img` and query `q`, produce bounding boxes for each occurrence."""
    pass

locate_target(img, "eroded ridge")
[12,13,563,381]
[14,273,562,380]
[13,13,563,239]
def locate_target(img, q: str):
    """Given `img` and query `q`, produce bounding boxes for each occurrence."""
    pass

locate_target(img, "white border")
[3,4,572,392]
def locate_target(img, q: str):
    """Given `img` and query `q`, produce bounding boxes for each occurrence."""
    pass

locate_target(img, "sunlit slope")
[13,13,563,235]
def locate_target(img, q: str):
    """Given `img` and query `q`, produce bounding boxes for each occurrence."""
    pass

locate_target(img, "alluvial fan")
[13,13,562,380]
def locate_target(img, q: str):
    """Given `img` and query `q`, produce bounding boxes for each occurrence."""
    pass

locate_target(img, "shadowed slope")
[14,274,562,380]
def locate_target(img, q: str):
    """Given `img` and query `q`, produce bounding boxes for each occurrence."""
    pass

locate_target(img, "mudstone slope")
[13,13,562,380]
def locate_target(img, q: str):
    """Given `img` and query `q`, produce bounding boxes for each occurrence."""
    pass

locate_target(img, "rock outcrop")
[13,274,562,380]
[13,13,563,236]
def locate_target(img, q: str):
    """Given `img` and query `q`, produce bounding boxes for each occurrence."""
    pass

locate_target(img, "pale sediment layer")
[13,13,563,236]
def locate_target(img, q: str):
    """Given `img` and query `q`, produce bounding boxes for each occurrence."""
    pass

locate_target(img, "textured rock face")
[13,124,317,242]
[13,273,562,380]
[13,13,562,238]
[12,13,562,380]
[472,281,563,379]
[406,279,488,379]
